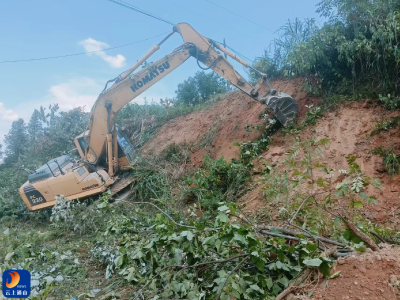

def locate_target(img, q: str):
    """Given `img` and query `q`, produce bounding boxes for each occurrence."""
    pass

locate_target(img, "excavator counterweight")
[19,23,298,211]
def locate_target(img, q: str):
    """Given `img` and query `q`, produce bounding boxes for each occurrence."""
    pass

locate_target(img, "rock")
[390,275,397,285]
[357,265,367,274]
[337,257,346,265]
[376,255,382,261]
[354,281,358,285]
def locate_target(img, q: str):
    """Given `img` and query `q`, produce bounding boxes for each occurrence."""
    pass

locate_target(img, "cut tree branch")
[341,215,380,251]
[215,256,249,300]
[257,225,347,247]
[275,246,337,300]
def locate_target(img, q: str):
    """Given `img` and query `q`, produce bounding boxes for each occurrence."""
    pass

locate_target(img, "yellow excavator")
[19,23,298,211]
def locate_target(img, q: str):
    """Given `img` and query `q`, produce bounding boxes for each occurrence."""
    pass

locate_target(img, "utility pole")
[223,38,231,91]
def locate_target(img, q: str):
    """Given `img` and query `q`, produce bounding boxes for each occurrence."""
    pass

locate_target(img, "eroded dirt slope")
[142,78,318,163]
[304,244,400,300]
[239,101,400,229]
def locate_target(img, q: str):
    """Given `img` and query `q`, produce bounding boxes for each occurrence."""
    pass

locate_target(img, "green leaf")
[233,233,247,245]
[278,276,289,287]
[303,258,322,267]
[330,271,341,279]
[126,271,138,282]
[215,239,222,252]
[97,201,109,208]
[249,284,264,294]
[265,277,273,290]
[5,252,14,261]
[254,258,265,271]
[220,293,230,300]
[272,283,281,295]
[275,261,290,271]
[217,213,230,223]
[218,205,229,211]
[203,236,216,245]
[114,255,124,267]
[308,290,315,297]
[319,261,330,278]
[250,251,259,257]
[181,231,194,241]
[353,201,364,209]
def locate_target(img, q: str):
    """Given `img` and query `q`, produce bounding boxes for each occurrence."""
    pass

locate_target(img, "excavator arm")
[79,23,298,171]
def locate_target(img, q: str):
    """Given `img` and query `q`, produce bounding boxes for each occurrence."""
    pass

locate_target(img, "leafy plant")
[371,116,400,135]
[283,105,323,135]
[92,201,332,300]
[184,156,249,210]
[372,147,400,177]
[253,0,400,97]
[261,138,381,240]
[379,94,400,110]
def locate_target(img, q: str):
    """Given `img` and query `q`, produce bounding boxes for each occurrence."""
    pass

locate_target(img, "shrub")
[185,156,249,210]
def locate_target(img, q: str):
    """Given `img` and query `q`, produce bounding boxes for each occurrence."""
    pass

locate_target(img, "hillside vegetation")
[2,1,400,299]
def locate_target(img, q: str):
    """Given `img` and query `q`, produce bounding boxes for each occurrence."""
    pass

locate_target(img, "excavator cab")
[74,125,135,172]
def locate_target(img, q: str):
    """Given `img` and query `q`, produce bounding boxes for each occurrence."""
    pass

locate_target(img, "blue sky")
[0,0,322,143]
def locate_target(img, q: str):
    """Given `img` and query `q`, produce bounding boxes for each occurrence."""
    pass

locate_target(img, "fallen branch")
[115,200,220,231]
[215,256,249,300]
[257,225,347,247]
[369,231,386,243]
[134,254,249,300]
[275,247,337,300]
[341,216,380,251]
[260,231,301,241]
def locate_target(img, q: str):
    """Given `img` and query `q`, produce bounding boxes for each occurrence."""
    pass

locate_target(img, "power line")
[107,0,174,25]
[109,0,256,40]
[163,0,257,41]
[0,32,169,64]
[204,0,274,33]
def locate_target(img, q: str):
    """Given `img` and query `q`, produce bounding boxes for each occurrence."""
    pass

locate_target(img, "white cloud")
[79,38,126,68]
[0,78,101,146]
[0,103,18,121]
[0,103,19,145]
[46,78,101,112]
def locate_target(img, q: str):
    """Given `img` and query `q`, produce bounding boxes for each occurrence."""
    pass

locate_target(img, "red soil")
[303,244,400,300]
[142,78,318,165]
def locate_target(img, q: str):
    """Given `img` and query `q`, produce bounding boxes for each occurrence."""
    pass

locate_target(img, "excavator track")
[111,177,135,196]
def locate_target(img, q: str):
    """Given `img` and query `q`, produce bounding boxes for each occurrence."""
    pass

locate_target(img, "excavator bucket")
[265,92,298,127]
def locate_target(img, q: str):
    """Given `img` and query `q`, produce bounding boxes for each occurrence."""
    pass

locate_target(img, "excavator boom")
[82,23,298,167]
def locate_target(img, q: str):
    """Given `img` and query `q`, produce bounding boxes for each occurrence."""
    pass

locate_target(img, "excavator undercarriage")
[19,23,298,211]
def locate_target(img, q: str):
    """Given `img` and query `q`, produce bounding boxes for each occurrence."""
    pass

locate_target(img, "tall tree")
[27,109,43,151]
[4,119,28,165]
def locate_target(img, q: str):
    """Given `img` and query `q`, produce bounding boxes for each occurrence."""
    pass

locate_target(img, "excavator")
[19,23,298,211]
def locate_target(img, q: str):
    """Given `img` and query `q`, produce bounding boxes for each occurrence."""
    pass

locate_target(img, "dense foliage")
[175,71,228,106]
[252,0,400,97]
